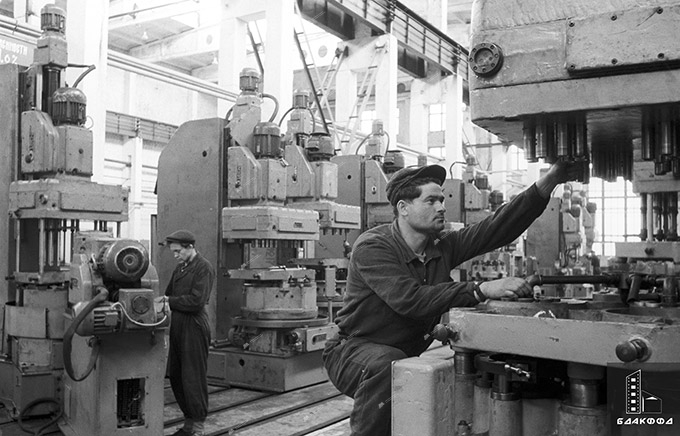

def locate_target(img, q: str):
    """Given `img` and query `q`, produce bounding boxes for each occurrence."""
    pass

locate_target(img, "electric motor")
[41,4,66,33]
[52,86,87,125]
[252,122,282,158]
[97,240,150,283]
[239,67,261,93]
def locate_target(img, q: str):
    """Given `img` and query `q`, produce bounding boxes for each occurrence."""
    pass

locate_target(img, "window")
[588,177,640,258]
[428,103,445,132]
[360,109,376,134]
[429,146,445,158]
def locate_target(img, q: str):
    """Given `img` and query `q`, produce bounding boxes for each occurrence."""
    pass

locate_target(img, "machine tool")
[0,5,169,434]
[157,69,360,392]
[61,232,169,436]
[393,1,680,435]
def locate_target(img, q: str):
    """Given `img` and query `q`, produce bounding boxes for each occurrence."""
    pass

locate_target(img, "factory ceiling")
[106,0,473,83]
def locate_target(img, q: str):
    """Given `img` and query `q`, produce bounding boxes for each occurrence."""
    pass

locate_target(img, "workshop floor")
[0,380,352,436]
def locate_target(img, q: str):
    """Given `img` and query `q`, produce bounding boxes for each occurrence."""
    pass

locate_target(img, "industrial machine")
[157,69,361,392]
[0,4,169,435]
[392,1,680,435]
[527,182,599,298]
[61,232,169,436]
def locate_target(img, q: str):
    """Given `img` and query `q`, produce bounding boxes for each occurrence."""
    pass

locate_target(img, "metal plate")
[566,5,680,73]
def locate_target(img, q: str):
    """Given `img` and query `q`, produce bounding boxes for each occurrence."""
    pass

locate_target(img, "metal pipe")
[653,193,664,240]
[523,119,537,162]
[556,119,569,157]
[526,274,621,288]
[658,108,672,156]
[38,219,45,276]
[108,51,238,102]
[669,193,678,241]
[640,193,648,240]
[641,107,654,161]
[535,117,548,158]
[647,193,654,242]
[574,116,586,157]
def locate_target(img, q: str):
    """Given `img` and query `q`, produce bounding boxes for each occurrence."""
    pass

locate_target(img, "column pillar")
[444,69,464,178]
[218,2,253,116]
[124,136,145,240]
[263,0,294,117]
[64,0,108,183]
[374,34,398,152]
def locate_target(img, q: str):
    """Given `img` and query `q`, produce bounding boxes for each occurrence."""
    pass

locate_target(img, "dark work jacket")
[165,252,214,319]
[334,183,549,357]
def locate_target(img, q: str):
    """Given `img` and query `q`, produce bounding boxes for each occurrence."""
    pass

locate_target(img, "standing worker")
[163,230,214,436]
[322,161,577,436]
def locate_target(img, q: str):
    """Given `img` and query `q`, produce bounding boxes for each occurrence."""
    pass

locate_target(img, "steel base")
[208,347,327,392]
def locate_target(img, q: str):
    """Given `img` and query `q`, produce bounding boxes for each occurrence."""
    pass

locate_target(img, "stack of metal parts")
[392,1,680,435]
[0,5,169,434]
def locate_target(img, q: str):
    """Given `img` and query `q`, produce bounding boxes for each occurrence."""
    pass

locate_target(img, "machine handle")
[430,323,459,343]
[616,338,651,363]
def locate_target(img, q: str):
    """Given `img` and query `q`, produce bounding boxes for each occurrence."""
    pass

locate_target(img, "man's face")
[169,242,192,263]
[401,182,446,233]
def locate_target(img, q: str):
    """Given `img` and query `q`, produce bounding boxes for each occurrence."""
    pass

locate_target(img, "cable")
[277,106,295,127]
[448,161,467,180]
[262,93,279,123]
[63,287,109,382]
[111,301,169,328]
[17,397,62,436]
[72,65,96,88]
[354,133,372,155]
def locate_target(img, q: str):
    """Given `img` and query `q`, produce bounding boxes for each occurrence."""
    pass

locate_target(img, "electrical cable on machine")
[18,397,63,436]
[63,287,109,382]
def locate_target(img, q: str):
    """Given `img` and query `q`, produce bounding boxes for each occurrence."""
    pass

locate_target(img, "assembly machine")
[0,5,169,435]
[393,1,680,436]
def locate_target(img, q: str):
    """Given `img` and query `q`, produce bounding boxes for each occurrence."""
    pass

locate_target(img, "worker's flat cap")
[386,164,447,206]
[165,229,196,244]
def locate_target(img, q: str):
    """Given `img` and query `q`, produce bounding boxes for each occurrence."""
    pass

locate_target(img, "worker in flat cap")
[323,161,578,436]
[163,230,214,436]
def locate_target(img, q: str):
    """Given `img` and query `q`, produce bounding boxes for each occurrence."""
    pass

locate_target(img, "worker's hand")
[154,296,169,304]
[536,160,580,198]
[479,277,532,300]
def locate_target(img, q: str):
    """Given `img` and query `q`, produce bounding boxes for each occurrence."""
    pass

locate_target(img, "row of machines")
[393,1,680,435]
[156,67,404,392]
[0,5,169,435]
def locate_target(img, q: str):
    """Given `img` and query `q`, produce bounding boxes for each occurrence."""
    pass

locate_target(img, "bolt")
[611,58,618,65]
[611,14,617,20]
[658,53,665,59]
[656,7,663,13]
[568,21,574,27]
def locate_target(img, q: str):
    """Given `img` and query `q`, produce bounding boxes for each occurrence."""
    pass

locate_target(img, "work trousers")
[322,337,407,436]
[168,310,211,422]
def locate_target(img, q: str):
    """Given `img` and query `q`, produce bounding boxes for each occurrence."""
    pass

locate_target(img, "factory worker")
[164,230,214,436]
[322,160,577,436]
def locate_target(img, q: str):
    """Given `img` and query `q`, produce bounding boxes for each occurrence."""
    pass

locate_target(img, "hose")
[17,397,62,436]
[262,93,279,122]
[71,65,96,88]
[63,287,109,382]
[277,106,295,127]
